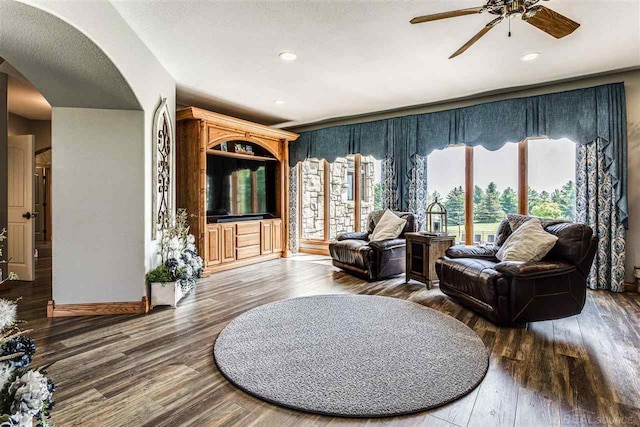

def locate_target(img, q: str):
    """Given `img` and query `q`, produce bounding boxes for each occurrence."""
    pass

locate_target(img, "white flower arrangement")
[8,371,52,426]
[0,299,54,426]
[0,229,19,285]
[0,301,16,333]
[0,363,14,393]
[146,209,203,293]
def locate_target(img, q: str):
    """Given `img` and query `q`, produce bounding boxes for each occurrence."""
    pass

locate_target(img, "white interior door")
[8,136,35,281]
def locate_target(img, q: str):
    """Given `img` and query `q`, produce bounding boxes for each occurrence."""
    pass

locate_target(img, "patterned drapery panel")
[407,155,428,231]
[576,139,626,292]
[288,166,299,253]
[381,158,397,210]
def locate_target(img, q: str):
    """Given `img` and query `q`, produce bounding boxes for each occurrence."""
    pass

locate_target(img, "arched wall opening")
[1,1,176,309]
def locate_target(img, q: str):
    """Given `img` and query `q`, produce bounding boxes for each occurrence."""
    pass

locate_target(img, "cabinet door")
[261,221,273,255]
[272,220,283,253]
[207,224,221,266]
[221,224,236,263]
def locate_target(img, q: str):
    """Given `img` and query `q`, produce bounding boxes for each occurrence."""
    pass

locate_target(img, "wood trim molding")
[47,297,149,317]
[177,107,299,142]
[298,162,303,240]
[624,281,639,293]
[354,154,362,232]
[323,160,330,242]
[518,140,528,214]
[298,246,331,256]
[464,146,474,245]
[283,139,291,257]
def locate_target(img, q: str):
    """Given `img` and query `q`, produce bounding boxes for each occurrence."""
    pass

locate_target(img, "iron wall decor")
[152,97,175,239]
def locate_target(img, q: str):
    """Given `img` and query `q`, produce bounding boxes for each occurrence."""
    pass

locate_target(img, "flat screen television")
[206,153,276,219]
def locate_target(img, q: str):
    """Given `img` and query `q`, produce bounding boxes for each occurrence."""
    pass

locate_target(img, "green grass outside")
[447,222,501,244]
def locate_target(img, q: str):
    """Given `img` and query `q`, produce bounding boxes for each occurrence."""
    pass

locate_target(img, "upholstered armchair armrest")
[445,245,498,259]
[369,238,406,251]
[494,260,576,279]
[335,231,369,242]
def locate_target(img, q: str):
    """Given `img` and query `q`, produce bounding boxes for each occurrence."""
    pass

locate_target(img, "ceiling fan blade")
[449,17,502,59]
[410,7,483,24]
[523,5,580,39]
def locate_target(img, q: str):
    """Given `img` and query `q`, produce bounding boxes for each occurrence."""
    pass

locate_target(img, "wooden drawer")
[237,245,261,260]
[237,233,260,248]
[236,221,261,235]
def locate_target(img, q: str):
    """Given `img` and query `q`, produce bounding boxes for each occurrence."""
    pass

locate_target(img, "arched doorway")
[1,1,173,317]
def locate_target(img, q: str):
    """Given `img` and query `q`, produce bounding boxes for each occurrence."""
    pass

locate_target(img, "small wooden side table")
[405,233,456,289]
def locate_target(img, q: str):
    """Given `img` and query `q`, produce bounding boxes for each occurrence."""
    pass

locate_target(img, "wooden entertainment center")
[176,107,299,276]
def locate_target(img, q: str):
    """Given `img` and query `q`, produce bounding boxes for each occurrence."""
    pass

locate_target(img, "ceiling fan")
[410,0,580,59]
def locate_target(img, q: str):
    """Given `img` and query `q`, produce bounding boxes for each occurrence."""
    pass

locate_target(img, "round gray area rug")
[213,294,489,417]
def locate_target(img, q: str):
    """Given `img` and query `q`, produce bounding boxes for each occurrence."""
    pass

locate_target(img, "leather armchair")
[329,210,417,281]
[435,217,598,325]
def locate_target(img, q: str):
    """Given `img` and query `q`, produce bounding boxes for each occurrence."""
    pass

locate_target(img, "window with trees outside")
[527,138,575,220]
[426,138,576,245]
[299,155,383,249]
[427,145,466,244]
[473,143,519,244]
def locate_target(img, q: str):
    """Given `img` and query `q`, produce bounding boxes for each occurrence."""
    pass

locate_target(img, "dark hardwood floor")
[7,245,640,426]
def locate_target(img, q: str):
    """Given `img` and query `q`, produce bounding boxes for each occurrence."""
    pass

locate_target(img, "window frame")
[298,154,366,251]
[298,138,571,250]
[461,138,573,245]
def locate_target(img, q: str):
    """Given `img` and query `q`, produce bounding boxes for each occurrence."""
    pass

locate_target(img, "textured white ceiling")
[1,1,140,111]
[0,61,51,120]
[113,0,640,127]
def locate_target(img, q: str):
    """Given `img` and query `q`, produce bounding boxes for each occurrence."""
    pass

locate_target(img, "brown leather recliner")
[435,217,598,325]
[329,210,417,281]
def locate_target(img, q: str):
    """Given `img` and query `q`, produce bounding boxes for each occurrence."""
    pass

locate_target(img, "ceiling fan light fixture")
[278,51,297,62]
[520,52,541,62]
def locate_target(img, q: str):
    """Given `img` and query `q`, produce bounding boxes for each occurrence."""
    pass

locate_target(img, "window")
[360,156,382,231]
[473,143,518,244]
[299,154,383,247]
[329,157,356,240]
[527,138,576,221]
[427,146,466,244]
[426,138,576,245]
[300,159,325,240]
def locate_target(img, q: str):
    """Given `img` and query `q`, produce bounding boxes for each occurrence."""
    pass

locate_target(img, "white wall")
[22,0,177,271]
[7,112,29,135]
[52,108,145,304]
[295,69,640,282]
[11,1,176,304]
[8,113,51,151]
[30,120,51,151]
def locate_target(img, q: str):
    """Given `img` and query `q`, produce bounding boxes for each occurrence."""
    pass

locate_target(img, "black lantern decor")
[426,198,448,235]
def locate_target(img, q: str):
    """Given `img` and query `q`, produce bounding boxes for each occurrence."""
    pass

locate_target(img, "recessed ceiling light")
[279,51,297,62]
[274,99,286,105]
[521,52,541,62]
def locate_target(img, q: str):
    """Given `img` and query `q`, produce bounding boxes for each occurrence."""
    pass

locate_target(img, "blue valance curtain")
[290,83,628,227]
